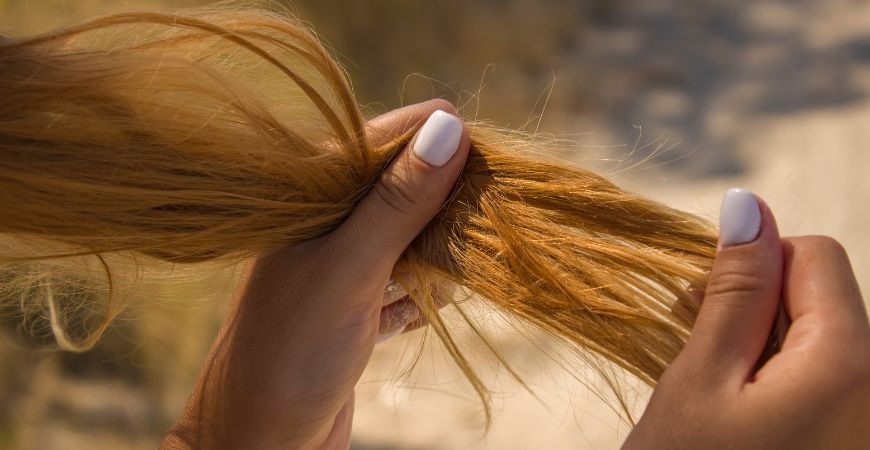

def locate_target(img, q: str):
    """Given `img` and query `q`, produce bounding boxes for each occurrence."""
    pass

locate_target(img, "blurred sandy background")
[1,0,869,449]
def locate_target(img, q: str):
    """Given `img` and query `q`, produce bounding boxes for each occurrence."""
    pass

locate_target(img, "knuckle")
[704,267,768,300]
[372,169,427,214]
[804,235,849,259]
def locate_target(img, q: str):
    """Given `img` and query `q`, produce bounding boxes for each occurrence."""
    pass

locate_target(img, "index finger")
[782,236,867,332]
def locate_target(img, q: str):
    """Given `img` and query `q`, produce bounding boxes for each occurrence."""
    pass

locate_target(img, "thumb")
[333,107,469,274]
[680,188,784,384]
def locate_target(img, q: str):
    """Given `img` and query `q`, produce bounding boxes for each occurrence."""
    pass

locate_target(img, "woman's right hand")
[624,189,870,449]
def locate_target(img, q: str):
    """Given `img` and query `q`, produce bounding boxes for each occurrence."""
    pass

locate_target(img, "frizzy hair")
[0,4,716,420]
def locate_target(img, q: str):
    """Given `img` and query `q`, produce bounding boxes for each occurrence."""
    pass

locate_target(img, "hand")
[160,99,470,449]
[624,189,870,449]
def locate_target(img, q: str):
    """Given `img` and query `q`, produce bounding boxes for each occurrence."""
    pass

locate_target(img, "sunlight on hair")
[0,2,717,426]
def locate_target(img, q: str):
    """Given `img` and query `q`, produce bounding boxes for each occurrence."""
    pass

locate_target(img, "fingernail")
[383,279,407,306]
[413,110,462,167]
[376,325,406,344]
[719,188,762,247]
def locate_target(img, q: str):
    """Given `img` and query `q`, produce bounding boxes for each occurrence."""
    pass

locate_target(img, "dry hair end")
[0,4,717,423]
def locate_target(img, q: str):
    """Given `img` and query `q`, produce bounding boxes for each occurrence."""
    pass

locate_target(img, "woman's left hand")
[161,99,470,449]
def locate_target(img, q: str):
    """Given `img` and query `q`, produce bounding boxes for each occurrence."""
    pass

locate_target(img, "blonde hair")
[0,4,716,421]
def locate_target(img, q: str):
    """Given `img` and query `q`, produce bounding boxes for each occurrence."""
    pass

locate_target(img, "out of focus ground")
[1,0,869,449]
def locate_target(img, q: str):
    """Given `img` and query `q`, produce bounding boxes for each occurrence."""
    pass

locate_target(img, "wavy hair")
[0,4,716,421]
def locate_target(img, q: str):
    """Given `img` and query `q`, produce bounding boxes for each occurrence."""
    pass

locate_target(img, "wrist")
[163,385,337,450]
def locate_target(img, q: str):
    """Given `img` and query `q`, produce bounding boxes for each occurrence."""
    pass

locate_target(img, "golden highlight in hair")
[0,4,717,421]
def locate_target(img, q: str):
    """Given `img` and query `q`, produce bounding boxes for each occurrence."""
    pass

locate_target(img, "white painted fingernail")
[719,188,761,247]
[413,110,462,167]
[376,325,406,344]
